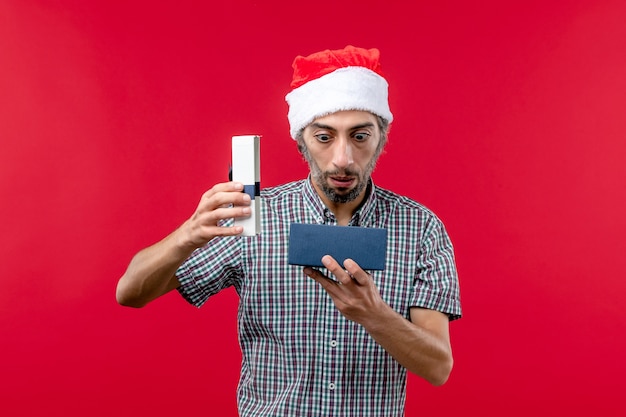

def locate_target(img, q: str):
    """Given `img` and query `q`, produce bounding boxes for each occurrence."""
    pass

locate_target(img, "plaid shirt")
[176,178,462,417]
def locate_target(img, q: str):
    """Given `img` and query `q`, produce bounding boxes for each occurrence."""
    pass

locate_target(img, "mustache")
[323,168,359,177]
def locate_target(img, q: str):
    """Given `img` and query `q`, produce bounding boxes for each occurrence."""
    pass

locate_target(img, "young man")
[116,45,462,416]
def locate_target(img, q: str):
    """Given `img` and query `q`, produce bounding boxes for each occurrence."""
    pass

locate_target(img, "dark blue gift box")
[288,223,387,270]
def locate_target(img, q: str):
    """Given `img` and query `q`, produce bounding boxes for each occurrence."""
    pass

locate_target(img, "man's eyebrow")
[309,122,336,131]
[309,122,375,131]
[349,122,376,130]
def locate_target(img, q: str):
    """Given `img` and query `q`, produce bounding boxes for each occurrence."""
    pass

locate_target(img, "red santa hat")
[285,45,393,139]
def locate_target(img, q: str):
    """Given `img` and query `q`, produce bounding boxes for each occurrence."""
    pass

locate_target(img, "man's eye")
[353,132,371,141]
[315,134,332,142]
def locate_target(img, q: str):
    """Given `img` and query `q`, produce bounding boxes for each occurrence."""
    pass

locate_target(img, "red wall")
[2,1,625,415]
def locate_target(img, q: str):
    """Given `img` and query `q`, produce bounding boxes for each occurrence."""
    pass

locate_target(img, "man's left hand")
[304,255,384,325]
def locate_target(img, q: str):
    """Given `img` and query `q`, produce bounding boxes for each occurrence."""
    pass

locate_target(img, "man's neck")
[312,180,371,226]
[327,201,360,226]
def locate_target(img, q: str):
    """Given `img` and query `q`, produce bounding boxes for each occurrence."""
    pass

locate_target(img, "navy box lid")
[288,223,387,270]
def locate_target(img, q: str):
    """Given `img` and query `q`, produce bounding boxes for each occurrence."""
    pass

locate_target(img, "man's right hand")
[178,181,252,249]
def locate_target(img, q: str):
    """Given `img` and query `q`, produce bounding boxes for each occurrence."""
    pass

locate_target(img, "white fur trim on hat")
[285,66,393,139]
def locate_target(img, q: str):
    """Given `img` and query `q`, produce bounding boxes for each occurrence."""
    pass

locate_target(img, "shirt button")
[328,383,336,390]
[330,340,338,347]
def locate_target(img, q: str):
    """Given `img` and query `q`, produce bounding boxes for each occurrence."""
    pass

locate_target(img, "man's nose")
[332,138,353,169]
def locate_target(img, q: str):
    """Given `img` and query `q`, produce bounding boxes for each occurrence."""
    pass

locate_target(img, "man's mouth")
[329,176,355,189]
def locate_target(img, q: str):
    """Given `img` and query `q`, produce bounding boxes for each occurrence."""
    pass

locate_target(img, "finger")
[193,203,251,228]
[342,258,370,285]
[322,255,352,285]
[202,188,251,212]
[303,267,340,290]
[213,204,251,220]
[201,181,243,199]
[206,224,245,237]
[187,216,245,243]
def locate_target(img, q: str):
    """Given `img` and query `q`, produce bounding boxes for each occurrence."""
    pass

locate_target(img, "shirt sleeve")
[176,233,242,307]
[411,215,462,320]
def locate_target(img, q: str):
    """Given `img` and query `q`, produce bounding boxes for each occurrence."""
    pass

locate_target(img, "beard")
[300,144,382,204]
[314,167,367,204]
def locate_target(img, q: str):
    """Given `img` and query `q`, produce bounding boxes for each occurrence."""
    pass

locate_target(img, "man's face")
[299,110,385,205]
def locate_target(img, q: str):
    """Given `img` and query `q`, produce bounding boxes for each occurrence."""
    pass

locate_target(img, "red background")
[2,1,625,415]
